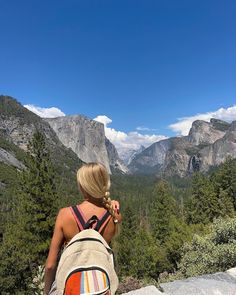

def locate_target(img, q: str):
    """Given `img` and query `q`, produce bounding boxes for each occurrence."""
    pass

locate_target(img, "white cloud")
[94,115,167,153]
[24,104,65,118]
[169,105,236,136]
[136,126,157,131]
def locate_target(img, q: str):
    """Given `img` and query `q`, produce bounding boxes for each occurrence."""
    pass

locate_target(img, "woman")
[44,163,121,295]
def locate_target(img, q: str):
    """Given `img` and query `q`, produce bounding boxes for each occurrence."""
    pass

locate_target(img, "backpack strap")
[71,205,112,233]
[84,215,99,229]
[70,206,86,231]
[95,211,112,233]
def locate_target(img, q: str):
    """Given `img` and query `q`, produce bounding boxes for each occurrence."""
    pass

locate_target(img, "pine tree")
[116,206,139,277]
[187,172,235,225]
[0,131,58,293]
[211,157,236,210]
[149,180,176,243]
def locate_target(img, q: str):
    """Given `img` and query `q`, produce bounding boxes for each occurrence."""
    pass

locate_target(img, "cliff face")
[188,119,228,145]
[0,96,127,175]
[199,121,236,171]
[0,95,82,172]
[45,116,128,174]
[129,119,233,176]
[105,138,129,173]
[45,115,112,173]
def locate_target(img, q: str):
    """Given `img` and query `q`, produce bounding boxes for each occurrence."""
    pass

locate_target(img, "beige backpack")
[55,206,119,295]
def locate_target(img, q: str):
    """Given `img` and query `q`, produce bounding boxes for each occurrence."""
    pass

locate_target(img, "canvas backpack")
[55,206,119,295]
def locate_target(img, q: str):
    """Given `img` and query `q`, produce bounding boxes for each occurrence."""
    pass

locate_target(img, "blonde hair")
[77,163,118,225]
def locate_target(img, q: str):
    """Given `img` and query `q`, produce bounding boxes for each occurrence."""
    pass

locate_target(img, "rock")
[121,285,165,295]
[128,119,235,176]
[128,137,192,177]
[0,147,25,169]
[45,115,112,173]
[105,138,128,173]
[0,96,82,172]
[160,271,236,295]
[188,119,227,145]
[119,145,146,166]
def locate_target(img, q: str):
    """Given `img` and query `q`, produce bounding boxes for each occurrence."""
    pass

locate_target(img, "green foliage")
[129,229,169,280]
[0,95,41,125]
[211,157,236,210]
[0,132,58,294]
[150,180,176,243]
[186,172,234,224]
[115,206,139,276]
[177,218,236,278]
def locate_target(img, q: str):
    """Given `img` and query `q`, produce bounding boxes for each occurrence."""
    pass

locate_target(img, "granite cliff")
[45,116,128,174]
[0,95,82,174]
[45,115,112,173]
[0,96,127,175]
[129,118,233,176]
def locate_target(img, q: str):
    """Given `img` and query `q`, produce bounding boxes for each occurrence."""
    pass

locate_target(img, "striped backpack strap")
[71,206,111,233]
[70,206,86,231]
[95,211,112,233]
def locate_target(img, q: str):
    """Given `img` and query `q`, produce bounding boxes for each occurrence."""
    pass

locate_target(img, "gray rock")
[129,119,236,176]
[105,138,128,173]
[160,272,236,295]
[0,147,25,169]
[45,115,112,173]
[188,119,227,145]
[119,145,146,166]
[128,136,192,177]
[121,285,165,295]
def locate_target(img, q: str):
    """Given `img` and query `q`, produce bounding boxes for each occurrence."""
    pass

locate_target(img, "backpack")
[55,206,119,295]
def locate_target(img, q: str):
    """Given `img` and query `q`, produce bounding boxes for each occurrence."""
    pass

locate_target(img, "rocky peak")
[188,119,227,145]
[0,96,82,173]
[45,115,112,173]
[0,95,59,150]
[105,138,129,173]
[129,118,236,176]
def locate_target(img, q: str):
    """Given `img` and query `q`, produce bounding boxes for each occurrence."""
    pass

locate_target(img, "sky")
[0,0,236,152]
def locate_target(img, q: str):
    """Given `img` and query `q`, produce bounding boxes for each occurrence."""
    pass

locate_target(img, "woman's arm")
[44,209,65,295]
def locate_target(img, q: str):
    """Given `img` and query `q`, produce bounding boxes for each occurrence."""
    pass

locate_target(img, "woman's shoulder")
[56,206,74,220]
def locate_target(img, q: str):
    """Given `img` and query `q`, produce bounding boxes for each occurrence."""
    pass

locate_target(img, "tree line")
[1,131,236,294]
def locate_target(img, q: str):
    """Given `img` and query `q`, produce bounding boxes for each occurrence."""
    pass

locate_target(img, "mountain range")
[1,95,236,178]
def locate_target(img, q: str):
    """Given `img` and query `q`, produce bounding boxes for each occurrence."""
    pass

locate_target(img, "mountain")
[129,118,232,176]
[0,95,82,166]
[45,115,112,173]
[45,116,128,173]
[0,95,83,194]
[118,145,146,165]
[105,138,129,173]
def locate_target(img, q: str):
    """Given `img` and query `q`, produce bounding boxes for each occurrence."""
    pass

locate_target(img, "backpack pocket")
[64,267,111,295]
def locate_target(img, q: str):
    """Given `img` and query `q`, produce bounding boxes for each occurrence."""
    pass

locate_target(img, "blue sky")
[0,0,236,151]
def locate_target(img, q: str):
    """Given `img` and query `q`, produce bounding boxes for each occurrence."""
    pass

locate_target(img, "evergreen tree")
[129,228,169,280]
[149,180,176,243]
[187,172,234,225]
[211,157,236,210]
[116,206,139,277]
[0,131,58,294]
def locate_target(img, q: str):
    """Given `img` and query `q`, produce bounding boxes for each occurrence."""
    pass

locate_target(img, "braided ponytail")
[77,163,120,234]
[103,192,118,223]
[103,191,119,235]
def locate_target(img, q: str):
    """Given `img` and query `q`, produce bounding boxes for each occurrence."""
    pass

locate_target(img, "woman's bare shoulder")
[56,207,74,222]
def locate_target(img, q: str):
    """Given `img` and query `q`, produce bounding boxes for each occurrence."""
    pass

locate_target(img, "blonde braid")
[103,191,118,224]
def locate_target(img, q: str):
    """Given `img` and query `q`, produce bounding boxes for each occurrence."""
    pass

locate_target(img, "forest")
[1,132,236,294]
